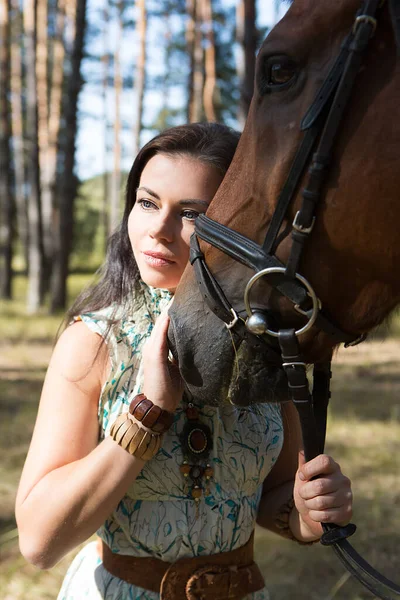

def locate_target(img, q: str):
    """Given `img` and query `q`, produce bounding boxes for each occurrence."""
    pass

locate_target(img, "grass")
[1,275,399,599]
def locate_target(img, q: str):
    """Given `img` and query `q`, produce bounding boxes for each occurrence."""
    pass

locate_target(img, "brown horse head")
[168,0,400,407]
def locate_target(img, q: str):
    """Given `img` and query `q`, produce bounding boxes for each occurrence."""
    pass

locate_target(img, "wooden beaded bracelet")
[109,412,162,461]
[129,393,174,434]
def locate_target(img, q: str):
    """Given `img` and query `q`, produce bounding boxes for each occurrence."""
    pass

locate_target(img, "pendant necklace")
[179,400,214,518]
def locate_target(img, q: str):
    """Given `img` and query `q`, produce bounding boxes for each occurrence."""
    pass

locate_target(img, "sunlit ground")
[1,277,399,599]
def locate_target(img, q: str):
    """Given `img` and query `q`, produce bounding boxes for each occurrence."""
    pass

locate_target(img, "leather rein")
[189,1,400,598]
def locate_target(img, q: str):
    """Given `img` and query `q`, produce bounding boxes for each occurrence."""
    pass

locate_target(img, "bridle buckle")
[292,212,315,235]
[353,15,377,36]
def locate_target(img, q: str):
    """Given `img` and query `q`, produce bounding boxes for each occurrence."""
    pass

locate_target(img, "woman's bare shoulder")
[49,320,111,393]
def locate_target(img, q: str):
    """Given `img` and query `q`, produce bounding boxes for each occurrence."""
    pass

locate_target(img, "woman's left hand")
[293,452,353,538]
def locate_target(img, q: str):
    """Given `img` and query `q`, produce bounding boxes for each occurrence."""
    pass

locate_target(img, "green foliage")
[70,172,128,272]
[71,175,106,272]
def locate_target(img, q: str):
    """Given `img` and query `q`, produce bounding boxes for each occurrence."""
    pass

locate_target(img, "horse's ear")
[389,0,400,57]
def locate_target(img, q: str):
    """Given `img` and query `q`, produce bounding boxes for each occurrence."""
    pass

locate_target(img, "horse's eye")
[259,55,298,93]
[269,59,297,85]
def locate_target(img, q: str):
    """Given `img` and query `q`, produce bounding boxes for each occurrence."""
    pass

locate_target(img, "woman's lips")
[142,252,175,267]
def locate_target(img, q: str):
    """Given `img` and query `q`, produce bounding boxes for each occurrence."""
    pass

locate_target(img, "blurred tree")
[202,0,217,122]
[10,0,28,268]
[39,0,67,290]
[24,0,45,313]
[213,0,239,125]
[236,0,256,127]
[132,0,147,156]
[101,0,110,252]
[190,0,204,121]
[51,0,88,311]
[0,0,14,298]
[36,0,52,283]
[186,0,196,122]
[109,0,123,236]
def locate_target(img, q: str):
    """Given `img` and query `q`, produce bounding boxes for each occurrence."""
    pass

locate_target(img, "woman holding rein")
[16,123,353,600]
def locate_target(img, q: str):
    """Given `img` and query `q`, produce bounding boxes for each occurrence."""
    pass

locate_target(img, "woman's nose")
[149,215,174,242]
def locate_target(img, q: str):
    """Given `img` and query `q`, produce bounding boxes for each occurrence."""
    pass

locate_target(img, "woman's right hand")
[142,310,183,413]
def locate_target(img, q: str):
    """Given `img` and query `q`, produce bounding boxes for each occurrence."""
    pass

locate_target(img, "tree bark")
[24,0,44,312]
[10,0,28,269]
[42,0,67,283]
[132,0,147,157]
[190,0,204,122]
[201,0,217,122]
[236,0,256,127]
[0,0,14,298]
[109,1,122,236]
[36,0,53,285]
[186,0,196,122]
[50,0,87,311]
[101,0,110,252]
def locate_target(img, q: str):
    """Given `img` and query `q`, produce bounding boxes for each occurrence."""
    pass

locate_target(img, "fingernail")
[298,471,306,481]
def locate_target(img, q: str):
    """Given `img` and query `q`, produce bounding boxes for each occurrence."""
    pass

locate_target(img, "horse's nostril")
[246,311,269,335]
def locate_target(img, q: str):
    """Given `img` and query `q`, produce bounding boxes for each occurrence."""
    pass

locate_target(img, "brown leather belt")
[97,532,265,600]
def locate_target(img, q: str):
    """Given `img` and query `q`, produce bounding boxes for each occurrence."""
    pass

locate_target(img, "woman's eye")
[259,55,298,93]
[182,210,200,221]
[138,199,156,210]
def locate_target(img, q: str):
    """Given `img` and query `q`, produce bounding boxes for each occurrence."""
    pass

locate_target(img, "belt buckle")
[186,565,238,600]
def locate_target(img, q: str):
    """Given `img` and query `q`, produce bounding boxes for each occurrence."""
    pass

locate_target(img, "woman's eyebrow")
[179,199,209,208]
[136,186,160,199]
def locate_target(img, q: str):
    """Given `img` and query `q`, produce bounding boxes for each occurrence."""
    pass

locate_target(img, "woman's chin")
[138,267,178,292]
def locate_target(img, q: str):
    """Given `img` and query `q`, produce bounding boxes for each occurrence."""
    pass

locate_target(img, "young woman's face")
[128,153,223,292]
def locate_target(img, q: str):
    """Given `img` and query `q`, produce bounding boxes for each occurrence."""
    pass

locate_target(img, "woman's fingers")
[306,505,353,525]
[295,452,353,526]
[298,454,339,481]
[143,311,170,359]
[300,489,353,510]
[298,473,351,500]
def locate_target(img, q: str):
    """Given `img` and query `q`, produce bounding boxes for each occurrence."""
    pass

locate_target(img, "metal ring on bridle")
[244,267,320,338]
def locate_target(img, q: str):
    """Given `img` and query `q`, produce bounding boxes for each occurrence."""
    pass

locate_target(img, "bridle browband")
[189,1,400,598]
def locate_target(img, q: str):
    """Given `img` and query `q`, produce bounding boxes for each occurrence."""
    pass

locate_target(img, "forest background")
[0,0,286,311]
[0,0,399,598]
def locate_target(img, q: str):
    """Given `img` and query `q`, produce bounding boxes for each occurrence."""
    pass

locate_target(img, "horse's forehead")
[275,0,361,39]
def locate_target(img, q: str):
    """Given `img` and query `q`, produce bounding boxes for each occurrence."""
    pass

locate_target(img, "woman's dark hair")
[66,122,240,323]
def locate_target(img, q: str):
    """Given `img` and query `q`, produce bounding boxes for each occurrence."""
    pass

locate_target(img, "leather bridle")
[189,1,400,598]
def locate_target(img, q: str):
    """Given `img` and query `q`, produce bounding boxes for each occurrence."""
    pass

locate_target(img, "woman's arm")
[256,401,353,543]
[15,322,147,569]
[256,401,311,537]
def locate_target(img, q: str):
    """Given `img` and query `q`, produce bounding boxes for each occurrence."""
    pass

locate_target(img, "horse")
[167,0,400,597]
[168,0,400,409]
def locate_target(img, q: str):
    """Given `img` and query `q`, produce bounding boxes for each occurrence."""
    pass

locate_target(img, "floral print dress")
[57,282,284,600]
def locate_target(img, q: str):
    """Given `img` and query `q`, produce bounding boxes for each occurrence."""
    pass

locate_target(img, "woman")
[15,123,352,600]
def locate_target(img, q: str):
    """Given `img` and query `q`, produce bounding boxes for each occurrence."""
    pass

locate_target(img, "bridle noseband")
[189,1,400,598]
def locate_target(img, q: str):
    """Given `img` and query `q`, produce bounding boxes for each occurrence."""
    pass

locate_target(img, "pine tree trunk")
[186,0,196,122]
[159,8,172,130]
[109,1,122,236]
[24,0,44,313]
[190,0,204,122]
[101,0,110,252]
[132,0,146,157]
[0,0,14,298]
[236,0,256,127]
[50,0,87,311]
[201,0,217,122]
[36,0,53,287]
[43,0,66,284]
[10,0,28,269]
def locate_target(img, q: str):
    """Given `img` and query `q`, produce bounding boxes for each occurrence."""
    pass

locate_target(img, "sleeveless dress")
[57,282,284,600]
